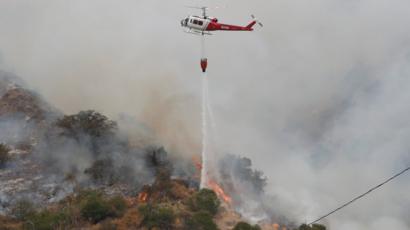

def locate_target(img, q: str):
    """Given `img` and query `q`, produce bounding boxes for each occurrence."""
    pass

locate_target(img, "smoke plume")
[1,0,410,229]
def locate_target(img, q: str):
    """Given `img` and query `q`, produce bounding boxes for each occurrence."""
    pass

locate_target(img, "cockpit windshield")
[180,18,189,27]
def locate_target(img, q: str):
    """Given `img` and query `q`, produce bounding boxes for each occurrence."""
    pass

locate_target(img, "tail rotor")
[251,14,263,27]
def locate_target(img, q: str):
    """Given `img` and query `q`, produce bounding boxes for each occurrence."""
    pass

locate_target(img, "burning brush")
[192,156,232,205]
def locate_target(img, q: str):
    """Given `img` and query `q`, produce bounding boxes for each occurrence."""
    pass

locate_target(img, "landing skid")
[184,29,213,36]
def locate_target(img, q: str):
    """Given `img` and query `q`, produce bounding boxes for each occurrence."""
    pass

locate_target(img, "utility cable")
[309,165,410,225]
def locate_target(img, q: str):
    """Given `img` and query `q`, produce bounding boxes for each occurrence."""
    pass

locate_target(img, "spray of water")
[200,73,208,188]
[199,35,219,189]
[200,34,208,189]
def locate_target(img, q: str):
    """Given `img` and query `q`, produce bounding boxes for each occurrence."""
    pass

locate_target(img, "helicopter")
[181,6,263,35]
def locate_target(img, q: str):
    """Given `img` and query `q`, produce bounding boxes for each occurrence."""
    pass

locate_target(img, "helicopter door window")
[193,19,198,24]
[198,21,203,26]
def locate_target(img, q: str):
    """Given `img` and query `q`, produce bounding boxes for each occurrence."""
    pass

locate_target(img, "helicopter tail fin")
[245,21,257,30]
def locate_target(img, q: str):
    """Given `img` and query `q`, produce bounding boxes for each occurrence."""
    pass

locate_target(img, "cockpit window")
[198,20,203,26]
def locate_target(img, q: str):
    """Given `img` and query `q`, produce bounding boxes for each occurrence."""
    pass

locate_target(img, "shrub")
[10,199,36,221]
[186,211,218,230]
[297,224,326,230]
[311,224,326,230]
[107,196,127,218]
[79,191,127,224]
[0,143,10,168]
[80,192,111,223]
[114,208,143,229]
[0,215,21,230]
[188,189,220,215]
[24,210,69,230]
[139,204,175,229]
[298,224,311,230]
[233,222,261,230]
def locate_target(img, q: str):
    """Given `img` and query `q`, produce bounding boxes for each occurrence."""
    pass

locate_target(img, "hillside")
[0,72,325,230]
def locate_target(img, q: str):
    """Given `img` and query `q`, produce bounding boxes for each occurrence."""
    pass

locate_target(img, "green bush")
[0,143,10,168]
[139,204,175,229]
[298,224,310,230]
[80,191,111,223]
[10,199,36,221]
[23,210,69,230]
[107,196,127,218]
[312,224,326,230]
[233,221,261,230]
[297,224,326,230]
[78,190,127,223]
[186,211,218,230]
[188,189,220,215]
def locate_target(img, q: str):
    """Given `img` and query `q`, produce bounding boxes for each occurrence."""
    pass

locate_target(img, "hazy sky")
[1,0,410,229]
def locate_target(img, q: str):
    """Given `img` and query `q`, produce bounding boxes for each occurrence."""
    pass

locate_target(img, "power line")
[308,166,410,225]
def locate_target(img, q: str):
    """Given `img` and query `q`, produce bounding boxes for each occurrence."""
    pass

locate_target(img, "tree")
[219,155,267,194]
[56,110,118,157]
[311,224,326,230]
[297,224,326,230]
[84,158,116,185]
[188,189,220,216]
[186,211,218,230]
[56,110,117,140]
[0,143,10,168]
[139,204,175,229]
[80,192,111,223]
[233,222,261,230]
[146,146,173,193]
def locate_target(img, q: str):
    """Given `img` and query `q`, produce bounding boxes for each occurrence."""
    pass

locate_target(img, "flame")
[192,156,202,171]
[192,155,232,204]
[272,223,288,230]
[207,179,232,204]
[138,192,148,202]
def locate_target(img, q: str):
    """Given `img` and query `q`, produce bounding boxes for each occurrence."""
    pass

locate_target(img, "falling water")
[199,35,219,189]
[200,73,208,188]
[200,34,208,188]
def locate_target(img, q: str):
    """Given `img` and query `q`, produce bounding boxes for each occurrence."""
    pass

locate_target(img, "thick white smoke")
[1,0,410,229]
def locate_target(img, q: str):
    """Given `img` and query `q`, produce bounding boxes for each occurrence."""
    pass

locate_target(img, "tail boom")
[206,21,255,31]
[245,21,257,30]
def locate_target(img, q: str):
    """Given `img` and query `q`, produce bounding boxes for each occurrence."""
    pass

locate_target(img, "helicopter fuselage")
[181,15,255,34]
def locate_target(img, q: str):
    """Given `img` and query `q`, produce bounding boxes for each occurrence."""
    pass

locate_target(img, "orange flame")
[207,179,232,204]
[192,156,202,171]
[138,192,148,202]
[272,223,288,230]
[192,155,232,204]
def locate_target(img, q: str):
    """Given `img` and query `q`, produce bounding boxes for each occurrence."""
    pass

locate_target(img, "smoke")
[1,0,410,229]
